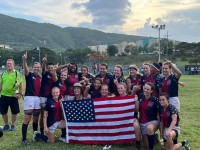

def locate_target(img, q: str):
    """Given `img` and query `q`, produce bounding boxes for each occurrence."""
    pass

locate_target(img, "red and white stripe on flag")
[66,96,136,144]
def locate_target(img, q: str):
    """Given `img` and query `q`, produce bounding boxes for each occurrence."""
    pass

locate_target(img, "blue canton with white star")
[62,99,96,122]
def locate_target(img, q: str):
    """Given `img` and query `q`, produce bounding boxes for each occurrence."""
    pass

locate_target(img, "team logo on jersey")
[47,75,51,78]
[167,79,171,85]
[32,76,36,80]
[148,101,154,107]
[50,105,55,108]
[167,112,170,117]
[59,83,62,87]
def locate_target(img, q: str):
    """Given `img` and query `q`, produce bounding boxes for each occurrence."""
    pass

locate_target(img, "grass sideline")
[0,75,199,150]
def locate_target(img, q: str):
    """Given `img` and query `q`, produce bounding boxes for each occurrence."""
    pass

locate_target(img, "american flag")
[62,96,135,144]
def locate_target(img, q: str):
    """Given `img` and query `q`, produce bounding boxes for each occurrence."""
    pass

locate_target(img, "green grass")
[0,75,199,150]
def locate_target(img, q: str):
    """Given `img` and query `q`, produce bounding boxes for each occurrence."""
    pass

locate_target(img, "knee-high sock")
[22,123,28,141]
[148,134,155,149]
[40,128,44,135]
[33,122,38,132]
[61,128,66,138]
[36,133,48,142]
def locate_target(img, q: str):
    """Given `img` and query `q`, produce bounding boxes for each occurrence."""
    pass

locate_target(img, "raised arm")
[52,66,58,83]
[56,64,69,75]
[84,84,91,98]
[42,54,47,74]
[126,78,132,94]
[166,60,182,79]
[22,51,29,76]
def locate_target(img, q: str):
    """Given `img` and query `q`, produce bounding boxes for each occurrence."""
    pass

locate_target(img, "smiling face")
[6,59,15,71]
[159,95,169,107]
[33,63,41,74]
[129,68,137,77]
[81,67,88,77]
[143,64,151,76]
[101,84,109,97]
[73,86,81,95]
[143,83,153,97]
[117,83,127,96]
[52,87,60,100]
[94,79,101,89]
[70,64,77,73]
[114,66,122,78]
[60,71,68,81]
[47,64,54,74]
[100,65,107,76]
[162,64,171,76]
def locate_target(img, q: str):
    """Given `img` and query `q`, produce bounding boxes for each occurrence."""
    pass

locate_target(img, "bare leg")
[2,114,8,125]
[11,114,17,125]
[172,143,182,150]
[47,132,56,143]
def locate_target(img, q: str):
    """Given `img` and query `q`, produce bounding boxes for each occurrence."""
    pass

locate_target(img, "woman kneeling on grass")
[136,82,160,150]
[159,93,190,150]
[33,87,66,143]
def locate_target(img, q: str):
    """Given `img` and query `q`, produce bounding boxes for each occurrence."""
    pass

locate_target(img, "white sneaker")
[59,137,66,143]
[103,145,112,150]
[32,131,38,141]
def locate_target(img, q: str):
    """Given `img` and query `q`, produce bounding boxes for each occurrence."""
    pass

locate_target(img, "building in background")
[88,45,108,54]
[0,44,13,50]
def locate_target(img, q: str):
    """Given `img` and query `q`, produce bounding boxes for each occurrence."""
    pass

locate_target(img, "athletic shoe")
[59,137,66,143]
[0,130,3,138]
[0,126,3,131]
[22,140,29,145]
[33,131,38,141]
[10,125,16,131]
[3,124,10,130]
[103,145,112,150]
[184,140,190,150]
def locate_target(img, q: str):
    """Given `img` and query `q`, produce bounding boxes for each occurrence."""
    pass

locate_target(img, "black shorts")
[0,95,20,114]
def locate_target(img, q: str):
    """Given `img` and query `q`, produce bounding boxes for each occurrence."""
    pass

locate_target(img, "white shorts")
[40,97,47,108]
[169,97,180,112]
[48,121,62,133]
[140,120,159,135]
[24,96,41,110]
[163,126,180,140]
[64,95,75,101]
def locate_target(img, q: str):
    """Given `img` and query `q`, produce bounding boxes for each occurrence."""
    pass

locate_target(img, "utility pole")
[152,24,166,62]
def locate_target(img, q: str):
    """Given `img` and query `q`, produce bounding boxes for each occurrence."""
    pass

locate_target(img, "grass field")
[0,75,199,150]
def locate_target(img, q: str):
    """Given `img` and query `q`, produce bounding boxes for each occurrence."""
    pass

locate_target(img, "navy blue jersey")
[53,80,67,97]
[161,74,179,97]
[40,72,54,97]
[138,94,160,123]
[126,74,142,95]
[78,72,95,83]
[141,74,162,97]
[88,84,101,99]
[95,73,114,93]
[159,104,179,128]
[25,72,41,96]
[113,75,126,96]
[44,98,62,127]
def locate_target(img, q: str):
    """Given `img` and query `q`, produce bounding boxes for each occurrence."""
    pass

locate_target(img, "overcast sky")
[0,0,199,42]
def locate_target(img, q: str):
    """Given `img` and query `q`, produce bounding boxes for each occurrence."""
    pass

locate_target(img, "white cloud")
[0,0,200,42]
[0,0,92,26]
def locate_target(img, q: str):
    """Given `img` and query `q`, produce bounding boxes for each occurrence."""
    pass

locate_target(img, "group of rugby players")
[20,51,190,150]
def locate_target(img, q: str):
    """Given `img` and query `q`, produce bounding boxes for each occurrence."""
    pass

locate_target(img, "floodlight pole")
[152,24,165,62]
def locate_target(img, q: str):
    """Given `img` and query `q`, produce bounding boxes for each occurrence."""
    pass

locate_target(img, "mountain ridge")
[0,13,147,51]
